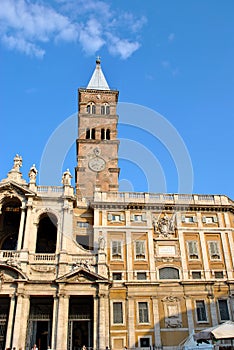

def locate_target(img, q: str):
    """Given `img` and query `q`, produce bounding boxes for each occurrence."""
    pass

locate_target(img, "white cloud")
[0,0,146,59]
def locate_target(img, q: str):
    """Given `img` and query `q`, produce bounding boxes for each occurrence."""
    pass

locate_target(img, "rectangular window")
[138,302,149,323]
[113,302,123,324]
[192,271,201,279]
[131,214,147,222]
[218,300,230,321]
[214,271,224,279]
[202,216,218,224]
[108,213,125,222]
[187,241,199,259]
[208,241,220,260]
[137,272,147,280]
[135,240,146,259]
[196,300,207,322]
[113,272,122,281]
[182,215,197,223]
[111,241,122,259]
[77,221,89,228]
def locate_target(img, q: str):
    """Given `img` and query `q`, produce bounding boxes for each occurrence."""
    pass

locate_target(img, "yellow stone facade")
[0,62,233,350]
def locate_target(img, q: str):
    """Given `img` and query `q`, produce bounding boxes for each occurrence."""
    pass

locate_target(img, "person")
[31,344,38,350]
[82,345,86,350]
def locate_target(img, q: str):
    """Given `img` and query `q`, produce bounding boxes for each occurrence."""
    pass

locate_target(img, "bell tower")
[76,58,120,199]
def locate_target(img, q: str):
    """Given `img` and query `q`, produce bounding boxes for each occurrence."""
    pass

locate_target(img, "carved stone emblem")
[153,214,175,238]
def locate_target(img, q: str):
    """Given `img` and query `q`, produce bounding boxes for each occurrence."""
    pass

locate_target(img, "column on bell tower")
[76,59,120,199]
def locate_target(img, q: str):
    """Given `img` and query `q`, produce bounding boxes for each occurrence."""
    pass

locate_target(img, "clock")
[88,157,106,172]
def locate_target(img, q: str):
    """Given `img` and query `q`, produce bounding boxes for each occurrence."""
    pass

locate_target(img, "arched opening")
[86,103,96,114]
[159,267,179,280]
[36,213,57,253]
[0,198,21,250]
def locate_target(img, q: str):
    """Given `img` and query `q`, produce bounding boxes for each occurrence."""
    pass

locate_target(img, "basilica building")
[0,60,233,350]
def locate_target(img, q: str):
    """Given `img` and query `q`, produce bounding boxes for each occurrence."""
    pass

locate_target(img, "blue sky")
[1,0,234,198]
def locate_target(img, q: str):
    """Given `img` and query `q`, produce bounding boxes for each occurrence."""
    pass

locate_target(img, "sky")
[1,0,234,198]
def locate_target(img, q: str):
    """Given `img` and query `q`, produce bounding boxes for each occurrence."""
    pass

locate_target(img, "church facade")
[0,60,234,350]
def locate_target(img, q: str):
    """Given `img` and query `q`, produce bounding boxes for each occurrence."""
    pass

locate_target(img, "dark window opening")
[36,214,57,253]
[91,128,95,139]
[159,267,179,279]
[0,198,21,250]
[86,128,91,139]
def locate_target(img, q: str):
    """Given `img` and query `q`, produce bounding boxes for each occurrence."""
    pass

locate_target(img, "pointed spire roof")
[87,58,110,90]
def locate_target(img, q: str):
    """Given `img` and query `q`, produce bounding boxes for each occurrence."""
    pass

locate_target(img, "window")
[202,216,218,224]
[85,128,95,139]
[138,302,149,323]
[214,271,224,279]
[87,103,96,114]
[111,241,122,259]
[187,241,199,259]
[192,271,201,279]
[108,213,125,222]
[130,214,147,222]
[159,267,179,280]
[101,104,110,115]
[135,240,146,259]
[208,241,220,260]
[113,272,122,280]
[218,300,230,321]
[113,302,123,324]
[137,272,147,280]
[182,216,197,223]
[196,300,207,322]
[101,128,111,140]
[77,221,89,228]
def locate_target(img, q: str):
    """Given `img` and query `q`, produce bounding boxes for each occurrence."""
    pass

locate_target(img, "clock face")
[88,157,106,172]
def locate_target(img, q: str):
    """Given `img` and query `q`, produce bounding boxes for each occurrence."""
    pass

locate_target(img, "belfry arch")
[0,197,21,250]
[36,213,57,253]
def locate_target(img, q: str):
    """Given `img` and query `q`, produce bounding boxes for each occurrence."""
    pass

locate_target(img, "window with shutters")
[130,213,147,222]
[196,300,207,322]
[113,302,123,324]
[182,216,197,223]
[111,240,122,260]
[159,267,179,280]
[138,302,149,323]
[202,216,218,224]
[135,240,146,260]
[187,240,199,259]
[208,241,221,260]
[108,213,125,222]
[218,300,230,321]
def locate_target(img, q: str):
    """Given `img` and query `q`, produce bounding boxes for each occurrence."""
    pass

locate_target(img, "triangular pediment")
[0,180,35,200]
[56,267,108,283]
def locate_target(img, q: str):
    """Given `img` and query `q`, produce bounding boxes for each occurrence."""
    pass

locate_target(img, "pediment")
[56,267,107,283]
[0,180,35,201]
[0,264,27,282]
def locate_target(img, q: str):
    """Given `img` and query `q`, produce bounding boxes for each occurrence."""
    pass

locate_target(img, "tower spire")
[87,58,110,90]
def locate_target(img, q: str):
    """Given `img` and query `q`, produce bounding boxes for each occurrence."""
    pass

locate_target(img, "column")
[126,232,133,281]
[22,201,33,250]
[152,297,161,347]
[51,296,58,350]
[220,232,233,279]
[199,231,210,279]
[56,294,70,350]
[178,228,188,279]
[93,296,98,350]
[5,294,16,348]
[17,201,26,250]
[98,293,106,350]
[12,293,30,349]
[185,297,194,334]
[105,296,110,348]
[127,297,135,348]
[209,297,218,326]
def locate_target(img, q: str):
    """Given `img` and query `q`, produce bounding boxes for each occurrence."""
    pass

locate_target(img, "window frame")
[208,240,221,260]
[138,301,149,324]
[187,240,199,260]
[217,299,230,321]
[195,300,208,323]
[111,240,123,260]
[112,301,124,325]
[135,240,146,260]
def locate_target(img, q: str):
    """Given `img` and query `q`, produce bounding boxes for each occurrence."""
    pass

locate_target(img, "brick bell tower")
[76,58,120,199]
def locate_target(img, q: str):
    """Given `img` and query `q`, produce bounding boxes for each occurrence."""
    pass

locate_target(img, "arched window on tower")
[101,103,110,115]
[86,128,95,139]
[91,128,95,139]
[86,128,91,139]
[87,103,96,114]
[0,198,21,250]
[101,128,111,140]
[36,213,57,253]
